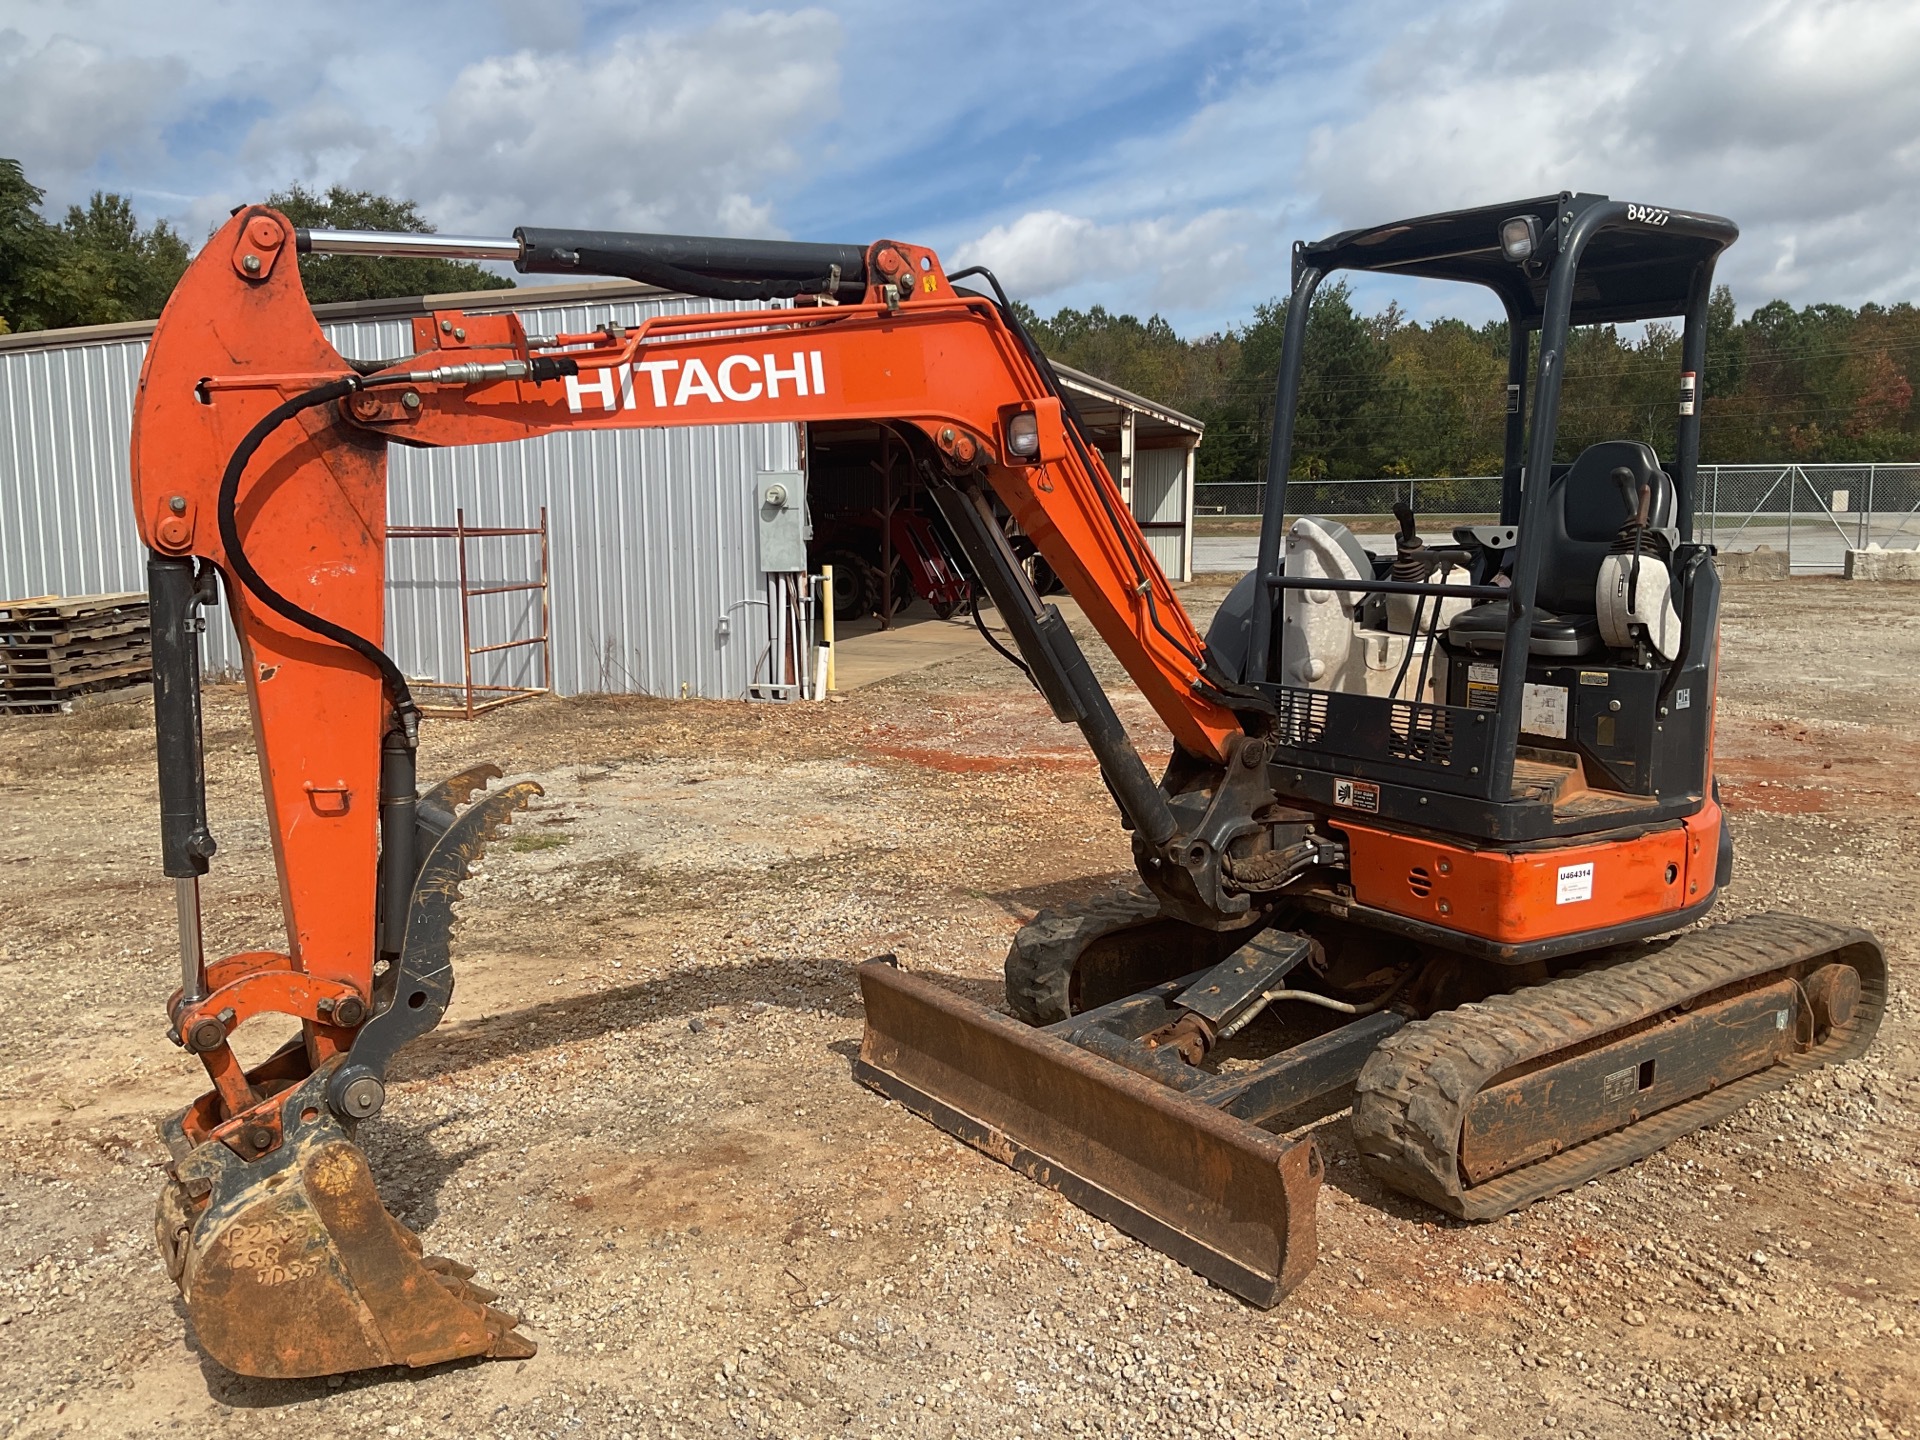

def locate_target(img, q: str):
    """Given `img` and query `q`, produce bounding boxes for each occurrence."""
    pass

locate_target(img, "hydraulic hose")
[969,592,1034,683]
[214,376,421,735]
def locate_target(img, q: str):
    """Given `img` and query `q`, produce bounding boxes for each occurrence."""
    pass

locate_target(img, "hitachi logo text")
[565,350,827,413]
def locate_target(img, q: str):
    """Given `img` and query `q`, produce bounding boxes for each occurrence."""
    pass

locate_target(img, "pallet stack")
[0,592,153,713]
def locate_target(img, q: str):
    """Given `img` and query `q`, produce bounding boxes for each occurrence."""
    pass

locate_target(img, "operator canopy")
[1298,192,1738,328]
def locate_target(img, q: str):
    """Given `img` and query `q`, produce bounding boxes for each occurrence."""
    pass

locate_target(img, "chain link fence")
[1194,464,1920,573]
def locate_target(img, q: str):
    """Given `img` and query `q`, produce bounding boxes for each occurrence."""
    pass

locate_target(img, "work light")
[1500,215,1539,262]
[1007,410,1041,458]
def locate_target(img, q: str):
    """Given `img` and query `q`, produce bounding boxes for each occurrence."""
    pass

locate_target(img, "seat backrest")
[1537,440,1676,614]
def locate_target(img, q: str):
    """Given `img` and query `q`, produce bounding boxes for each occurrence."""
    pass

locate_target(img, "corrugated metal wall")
[1100,446,1190,580]
[1131,447,1189,580]
[0,294,798,699]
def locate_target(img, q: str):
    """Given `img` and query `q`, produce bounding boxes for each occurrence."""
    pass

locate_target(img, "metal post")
[1492,200,1628,801]
[1500,315,1530,526]
[1675,261,1715,543]
[1787,465,1797,573]
[455,507,475,720]
[1863,465,1875,550]
[1180,442,1197,583]
[822,564,837,692]
[538,506,553,698]
[1248,263,1325,683]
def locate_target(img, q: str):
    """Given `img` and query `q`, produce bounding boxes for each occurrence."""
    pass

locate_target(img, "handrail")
[1265,576,1506,601]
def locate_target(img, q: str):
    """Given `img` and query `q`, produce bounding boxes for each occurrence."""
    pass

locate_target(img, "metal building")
[0,282,1199,701]
[1055,364,1203,583]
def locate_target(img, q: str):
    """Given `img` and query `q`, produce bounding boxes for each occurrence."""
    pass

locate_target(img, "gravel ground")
[0,576,1914,1440]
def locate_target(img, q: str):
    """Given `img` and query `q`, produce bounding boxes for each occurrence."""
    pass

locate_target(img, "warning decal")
[1556,861,1595,905]
[1334,777,1381,813]
[1466,662,1500,711]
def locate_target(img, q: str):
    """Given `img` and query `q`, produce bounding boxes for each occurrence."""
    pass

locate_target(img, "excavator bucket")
[152,772,543,1379]
[156,1060,535,1378]
[854,960,1323,1306]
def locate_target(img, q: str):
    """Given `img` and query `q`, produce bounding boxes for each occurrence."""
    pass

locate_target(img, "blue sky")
[5,0,1918,334]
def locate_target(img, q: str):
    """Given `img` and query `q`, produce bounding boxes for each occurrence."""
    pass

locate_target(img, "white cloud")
[954,209,1252,311]
[326,10,843,238]
[0,28,187,189]
[1298,0,1920,308]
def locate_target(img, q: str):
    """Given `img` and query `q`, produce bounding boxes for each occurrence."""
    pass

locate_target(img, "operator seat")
[1448,440,1676,658]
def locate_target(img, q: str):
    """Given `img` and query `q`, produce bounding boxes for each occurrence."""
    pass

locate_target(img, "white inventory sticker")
[1556,861,1595,905]
[1521,682,1569,739]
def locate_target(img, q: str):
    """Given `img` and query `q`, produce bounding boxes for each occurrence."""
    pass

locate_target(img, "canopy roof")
[1298,192,1737,328]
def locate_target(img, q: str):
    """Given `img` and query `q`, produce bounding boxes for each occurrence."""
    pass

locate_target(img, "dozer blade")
[855,959,1322,1306]
[157,1060,535,1379]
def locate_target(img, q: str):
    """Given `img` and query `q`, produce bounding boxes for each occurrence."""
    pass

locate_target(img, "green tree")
[264,185,513,304]
[0,159,61,332]
[0,159,190,330]
[1225,281,1393,480]
[41,192,190,326]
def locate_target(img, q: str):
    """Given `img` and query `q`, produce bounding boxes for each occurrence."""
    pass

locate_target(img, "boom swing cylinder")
[130,198,1884,1377]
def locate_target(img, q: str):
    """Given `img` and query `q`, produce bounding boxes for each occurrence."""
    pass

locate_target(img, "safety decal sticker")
[1466,662,1500,711]
[1675,687,1692,710]
[1333,777,1381,813]
[1556,861,1595,905]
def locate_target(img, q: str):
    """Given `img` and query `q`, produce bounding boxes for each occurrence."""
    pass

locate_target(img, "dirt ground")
[1,576,1915,1440]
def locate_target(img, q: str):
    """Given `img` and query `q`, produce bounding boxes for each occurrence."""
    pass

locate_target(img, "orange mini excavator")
[134,195,1883,1378]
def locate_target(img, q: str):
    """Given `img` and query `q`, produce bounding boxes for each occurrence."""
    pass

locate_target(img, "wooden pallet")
[0,592,153,713]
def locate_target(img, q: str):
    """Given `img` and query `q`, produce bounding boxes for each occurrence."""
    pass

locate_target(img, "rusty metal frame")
[387,506,552,719]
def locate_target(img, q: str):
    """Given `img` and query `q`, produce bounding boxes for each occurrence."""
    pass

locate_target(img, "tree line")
[4,157,1913,475]
[0,159,507,335]
[1024,280,1920,481]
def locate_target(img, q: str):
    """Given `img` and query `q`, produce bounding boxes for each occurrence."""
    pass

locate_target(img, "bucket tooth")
[855,959,1322,1306]
[158,1064,536,1379]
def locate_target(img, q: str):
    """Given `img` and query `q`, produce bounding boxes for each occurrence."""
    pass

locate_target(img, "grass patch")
[510,831,572,853]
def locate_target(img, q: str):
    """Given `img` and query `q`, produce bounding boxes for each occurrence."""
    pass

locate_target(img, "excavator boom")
[132,208,1296,1376]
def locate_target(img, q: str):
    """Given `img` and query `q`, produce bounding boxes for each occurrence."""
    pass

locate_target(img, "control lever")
[1389,500,1429,581]
[1612,466,1652,526]
[1607,466,1659,616]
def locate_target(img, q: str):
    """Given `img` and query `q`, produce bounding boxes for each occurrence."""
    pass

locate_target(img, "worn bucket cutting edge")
[854,959,1322,1306]
[157,1063,535,1378]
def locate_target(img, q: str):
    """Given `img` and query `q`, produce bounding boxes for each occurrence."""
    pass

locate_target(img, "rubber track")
[1004,892,1165,1025]
[1351,911,1886,1219]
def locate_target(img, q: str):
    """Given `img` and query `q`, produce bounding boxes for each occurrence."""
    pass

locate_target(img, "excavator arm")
[132,207,1279,1376]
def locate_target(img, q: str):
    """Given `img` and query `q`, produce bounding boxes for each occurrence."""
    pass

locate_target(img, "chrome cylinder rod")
[294,228,523,261]
[176,877,207,1005]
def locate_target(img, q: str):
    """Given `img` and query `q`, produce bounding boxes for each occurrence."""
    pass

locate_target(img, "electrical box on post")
[756,471,809,573]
